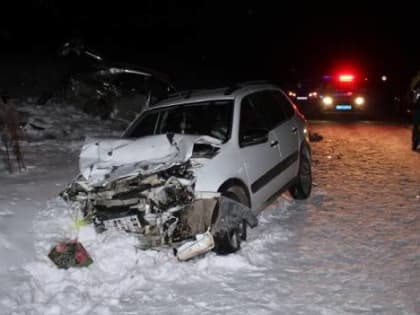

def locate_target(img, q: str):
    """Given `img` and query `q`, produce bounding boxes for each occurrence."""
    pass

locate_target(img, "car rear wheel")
[213,185,249,254]
[289,151,312,199]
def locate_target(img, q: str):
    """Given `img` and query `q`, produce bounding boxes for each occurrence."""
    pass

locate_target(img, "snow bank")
[18,97,125,141]
[0,97,126,174]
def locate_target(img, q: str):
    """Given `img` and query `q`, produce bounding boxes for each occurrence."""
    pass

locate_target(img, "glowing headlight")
[322,96,333,105]
[355,96,365,105]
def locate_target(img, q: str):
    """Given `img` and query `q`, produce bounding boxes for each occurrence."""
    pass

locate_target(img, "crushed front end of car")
[60,133,257,260]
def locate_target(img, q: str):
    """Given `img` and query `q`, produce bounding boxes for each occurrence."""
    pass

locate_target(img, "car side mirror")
[240,128,269,147]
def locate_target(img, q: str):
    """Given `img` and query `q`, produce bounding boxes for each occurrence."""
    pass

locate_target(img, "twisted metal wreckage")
[61,133,258,261]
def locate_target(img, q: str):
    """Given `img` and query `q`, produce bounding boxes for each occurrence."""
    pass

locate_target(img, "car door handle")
[270,140,278,147]
[291,126,298,133]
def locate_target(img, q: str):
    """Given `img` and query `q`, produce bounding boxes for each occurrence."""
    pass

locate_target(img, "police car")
[319,72,367,113]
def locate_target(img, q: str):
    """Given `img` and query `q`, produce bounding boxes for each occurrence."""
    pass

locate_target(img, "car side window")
[239,95,268,146]
[127,111,158,137]
[271,90,295,119]
[250,91,288,129]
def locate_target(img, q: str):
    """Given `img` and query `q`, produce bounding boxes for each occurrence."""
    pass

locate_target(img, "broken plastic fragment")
[175,231,215,261]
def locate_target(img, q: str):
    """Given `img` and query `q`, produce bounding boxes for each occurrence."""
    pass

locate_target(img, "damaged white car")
[61,82,312,260]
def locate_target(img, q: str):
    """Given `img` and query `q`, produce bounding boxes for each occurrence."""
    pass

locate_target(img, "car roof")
[150,82,281,110]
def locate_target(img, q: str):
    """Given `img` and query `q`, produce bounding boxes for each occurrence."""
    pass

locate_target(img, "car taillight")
[292,103,306,121]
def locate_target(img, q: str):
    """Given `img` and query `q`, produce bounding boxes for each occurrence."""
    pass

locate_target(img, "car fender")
[193,143,249,200]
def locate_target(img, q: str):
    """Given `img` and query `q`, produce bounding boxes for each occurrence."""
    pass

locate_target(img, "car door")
[238,93,283,209]
[269,90,300,183]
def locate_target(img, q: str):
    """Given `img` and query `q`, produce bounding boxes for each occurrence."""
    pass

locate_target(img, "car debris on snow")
[174,230,215,261]
[309,132,323,142]
[48,240,93,269]
[60,133,258,261]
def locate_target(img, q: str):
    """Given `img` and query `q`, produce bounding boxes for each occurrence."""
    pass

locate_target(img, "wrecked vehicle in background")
[61,82,312,260]
[60,39,177,122]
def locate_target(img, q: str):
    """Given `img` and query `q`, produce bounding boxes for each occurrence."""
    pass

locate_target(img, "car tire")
[289,149,312,199]
[213,186,249,255]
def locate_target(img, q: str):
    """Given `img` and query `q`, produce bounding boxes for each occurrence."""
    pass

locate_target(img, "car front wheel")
[213,185,249,254]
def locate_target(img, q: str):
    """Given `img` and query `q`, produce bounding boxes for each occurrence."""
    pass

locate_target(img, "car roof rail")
[224,80,274,95]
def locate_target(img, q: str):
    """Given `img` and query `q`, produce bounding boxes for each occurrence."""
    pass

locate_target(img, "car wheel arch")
[217,178,251,208]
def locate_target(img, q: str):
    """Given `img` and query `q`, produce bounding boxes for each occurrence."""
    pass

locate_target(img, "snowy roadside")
[0,98,124,298]
[1,100,420,315]
[0,98,297,315]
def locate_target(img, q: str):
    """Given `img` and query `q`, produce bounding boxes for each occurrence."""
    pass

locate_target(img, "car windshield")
[126,100,234,142]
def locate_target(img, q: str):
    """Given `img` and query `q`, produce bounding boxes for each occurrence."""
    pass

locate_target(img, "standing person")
[409,70,420,151]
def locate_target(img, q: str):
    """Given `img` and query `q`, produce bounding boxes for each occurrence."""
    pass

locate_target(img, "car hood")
[79,134,221,187]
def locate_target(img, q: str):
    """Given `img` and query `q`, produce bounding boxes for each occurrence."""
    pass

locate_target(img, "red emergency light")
[338,74,355,82]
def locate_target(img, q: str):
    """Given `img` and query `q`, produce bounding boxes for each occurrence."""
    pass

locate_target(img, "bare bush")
[0,97,25,173]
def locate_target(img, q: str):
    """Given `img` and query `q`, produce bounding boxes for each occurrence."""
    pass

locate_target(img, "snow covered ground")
[1,100,420,315]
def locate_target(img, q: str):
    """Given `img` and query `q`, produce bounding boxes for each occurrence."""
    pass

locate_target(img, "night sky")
[1,1,419,92]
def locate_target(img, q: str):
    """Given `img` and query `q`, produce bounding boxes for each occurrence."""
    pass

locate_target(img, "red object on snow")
[48,240,93,269]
